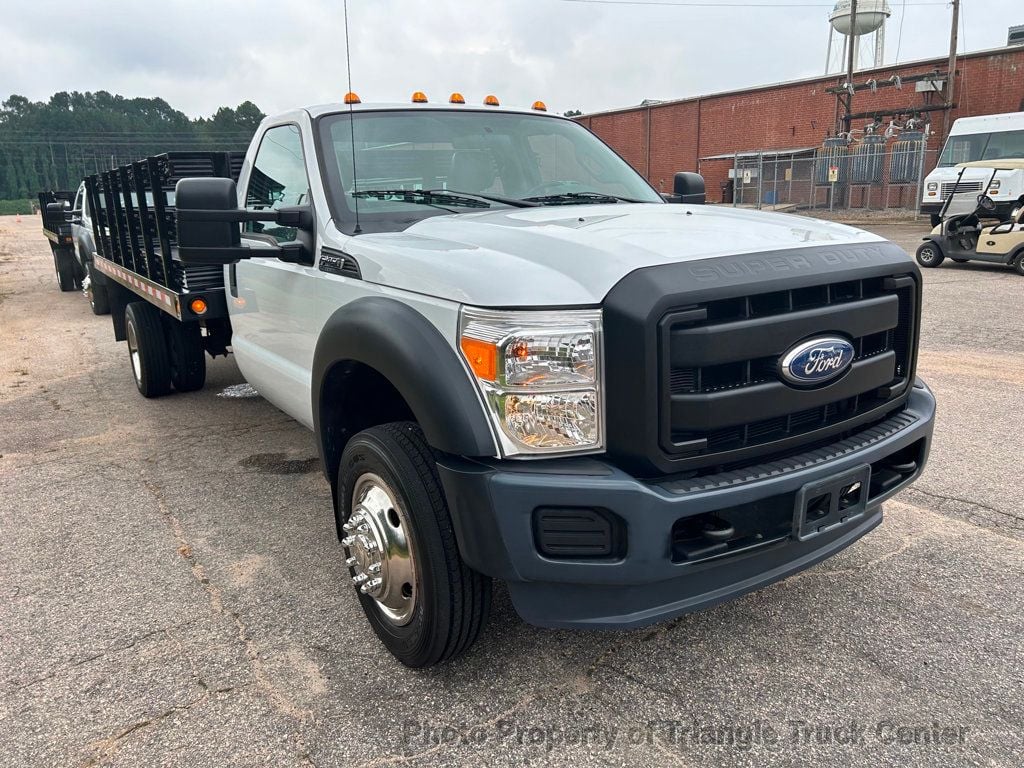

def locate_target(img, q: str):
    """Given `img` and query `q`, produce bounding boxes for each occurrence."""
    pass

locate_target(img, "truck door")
[230,123,319,427]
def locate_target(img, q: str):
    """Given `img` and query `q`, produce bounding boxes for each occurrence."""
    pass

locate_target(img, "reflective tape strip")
[94,258,175,309]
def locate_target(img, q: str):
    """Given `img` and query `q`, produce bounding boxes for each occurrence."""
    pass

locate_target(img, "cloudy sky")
[1,0,1019,118]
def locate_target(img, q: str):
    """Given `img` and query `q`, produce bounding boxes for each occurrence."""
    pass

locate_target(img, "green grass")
[0,199,34,216]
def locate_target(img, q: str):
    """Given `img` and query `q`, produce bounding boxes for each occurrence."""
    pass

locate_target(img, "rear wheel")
[1013,253,1024,277]
[54,250,78,292]
[85,261,110,315]
[125,302,172,398]
[338,422,491,667]
[164,317,206,392]
[915,242,945,268]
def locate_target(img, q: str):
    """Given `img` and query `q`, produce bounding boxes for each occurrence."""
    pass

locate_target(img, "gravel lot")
[1,215,1021,767]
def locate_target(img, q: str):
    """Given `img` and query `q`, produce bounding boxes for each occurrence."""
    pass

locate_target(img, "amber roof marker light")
[532,101,547,112]
[343,92,361,104]
[484,95,500,107]
[411,91,428,103]
[449,93,466,104]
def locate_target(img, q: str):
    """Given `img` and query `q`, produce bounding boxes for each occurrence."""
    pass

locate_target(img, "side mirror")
[176,178,245,265]
[176,178,315,266]
[45,201,65,217]
[672,172,705,204]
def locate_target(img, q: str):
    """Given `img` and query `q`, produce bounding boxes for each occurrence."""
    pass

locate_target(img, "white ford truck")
[85,95,935,667]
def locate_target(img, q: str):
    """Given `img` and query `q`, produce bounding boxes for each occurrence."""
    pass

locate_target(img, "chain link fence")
[722,147,939,215]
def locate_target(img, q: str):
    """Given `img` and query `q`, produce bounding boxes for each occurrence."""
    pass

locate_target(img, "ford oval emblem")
[779,336,855,386]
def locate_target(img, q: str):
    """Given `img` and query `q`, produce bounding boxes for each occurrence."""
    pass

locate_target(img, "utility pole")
[946,0,960,106]
[845,0,858,128]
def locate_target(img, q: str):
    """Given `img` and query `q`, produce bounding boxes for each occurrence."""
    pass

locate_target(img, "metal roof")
[700,146,818,161]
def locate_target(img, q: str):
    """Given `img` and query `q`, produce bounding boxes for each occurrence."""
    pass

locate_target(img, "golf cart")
[916,160,1024,274]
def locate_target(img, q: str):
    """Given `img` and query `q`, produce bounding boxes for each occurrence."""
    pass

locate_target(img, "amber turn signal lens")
[483,95,500,106]
[460,337,498,381]
[190,298,208,315]
[343,92,361,104]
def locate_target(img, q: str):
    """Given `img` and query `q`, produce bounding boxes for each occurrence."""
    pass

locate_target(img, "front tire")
[338,422,491,667]
[916,241,945,268]
[54,250,78,292]
[125,302,172,398]
[85,261,110,315]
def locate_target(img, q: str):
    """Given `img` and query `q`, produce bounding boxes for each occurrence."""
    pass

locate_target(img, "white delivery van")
[921,112,1024,225]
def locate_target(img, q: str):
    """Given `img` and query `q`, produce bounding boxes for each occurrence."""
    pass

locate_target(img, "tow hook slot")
[793,465,871,541]
[868,440,926,498]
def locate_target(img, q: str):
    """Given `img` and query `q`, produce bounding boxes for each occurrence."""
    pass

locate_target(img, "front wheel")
[85,262,110,315]
[54,250,78,292]
[338,422,491,667]
[916,242,945,268]
[1013,253,1024,277]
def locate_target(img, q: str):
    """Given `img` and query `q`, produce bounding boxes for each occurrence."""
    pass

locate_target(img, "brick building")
[579,45,1024,204]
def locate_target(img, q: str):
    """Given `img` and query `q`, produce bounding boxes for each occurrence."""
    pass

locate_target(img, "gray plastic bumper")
[437,382,935,630]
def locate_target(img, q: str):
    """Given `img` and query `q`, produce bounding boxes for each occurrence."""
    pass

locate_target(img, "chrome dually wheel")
[342,472,418,626]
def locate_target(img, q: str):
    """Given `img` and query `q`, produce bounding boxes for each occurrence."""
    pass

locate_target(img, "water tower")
[825,0,891,74]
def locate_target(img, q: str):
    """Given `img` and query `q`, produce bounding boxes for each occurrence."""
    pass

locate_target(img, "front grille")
[940,181,983,198]
[659,274,917,472]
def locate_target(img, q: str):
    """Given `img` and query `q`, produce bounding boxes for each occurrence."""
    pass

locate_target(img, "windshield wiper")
[422,189,539,208]
[352,188,537,210]
[351,189,488,211]
[521,191,645,205]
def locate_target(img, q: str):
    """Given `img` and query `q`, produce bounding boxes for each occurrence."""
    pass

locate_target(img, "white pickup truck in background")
[84,94,935,667]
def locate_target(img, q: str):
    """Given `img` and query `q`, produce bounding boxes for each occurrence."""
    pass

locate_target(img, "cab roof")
[956,159,1024,171]
[303,101,566,120]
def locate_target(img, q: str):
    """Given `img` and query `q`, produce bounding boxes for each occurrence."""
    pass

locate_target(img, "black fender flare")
[311,297,497,481]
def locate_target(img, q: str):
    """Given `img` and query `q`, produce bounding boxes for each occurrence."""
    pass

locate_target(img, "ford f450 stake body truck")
[84,95,935,667]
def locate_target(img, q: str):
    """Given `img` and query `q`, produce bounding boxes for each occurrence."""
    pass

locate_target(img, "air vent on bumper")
[533,507,624,559]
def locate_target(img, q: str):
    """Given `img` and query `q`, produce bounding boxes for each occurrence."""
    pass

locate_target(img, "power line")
[895,0,908,64]
[559,0,949,7]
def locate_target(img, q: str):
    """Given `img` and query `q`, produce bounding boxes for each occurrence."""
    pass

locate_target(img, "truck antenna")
[344,0,361,235]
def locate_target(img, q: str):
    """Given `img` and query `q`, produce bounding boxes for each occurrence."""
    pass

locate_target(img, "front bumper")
[438,381,935,630]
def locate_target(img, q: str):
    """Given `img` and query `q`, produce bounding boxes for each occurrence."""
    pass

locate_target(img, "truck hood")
[340,203,888,306]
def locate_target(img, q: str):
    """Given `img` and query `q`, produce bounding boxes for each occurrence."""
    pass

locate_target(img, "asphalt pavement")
[1,216,1021,767]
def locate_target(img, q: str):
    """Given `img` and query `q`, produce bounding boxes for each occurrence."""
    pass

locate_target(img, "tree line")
[0,91,264,208]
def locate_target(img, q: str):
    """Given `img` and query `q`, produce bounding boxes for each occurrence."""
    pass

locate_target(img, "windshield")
[317,109,662,233]
[938,129,1024,167]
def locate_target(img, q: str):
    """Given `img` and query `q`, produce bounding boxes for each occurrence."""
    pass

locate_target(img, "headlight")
[926,182,938,192]
[459,307,603,456]
[989,180,1001,190]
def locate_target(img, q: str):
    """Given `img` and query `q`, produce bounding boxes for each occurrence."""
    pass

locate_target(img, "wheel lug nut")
[360,577,382,594]
[358,523,370,532]
[341,536,355,547]
[345,557,357,567]
[342,520,356,532]
[368,563,381,574]
[352,573,368,584]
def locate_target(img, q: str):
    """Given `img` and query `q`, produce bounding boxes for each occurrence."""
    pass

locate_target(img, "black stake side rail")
[84,151,244,321]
